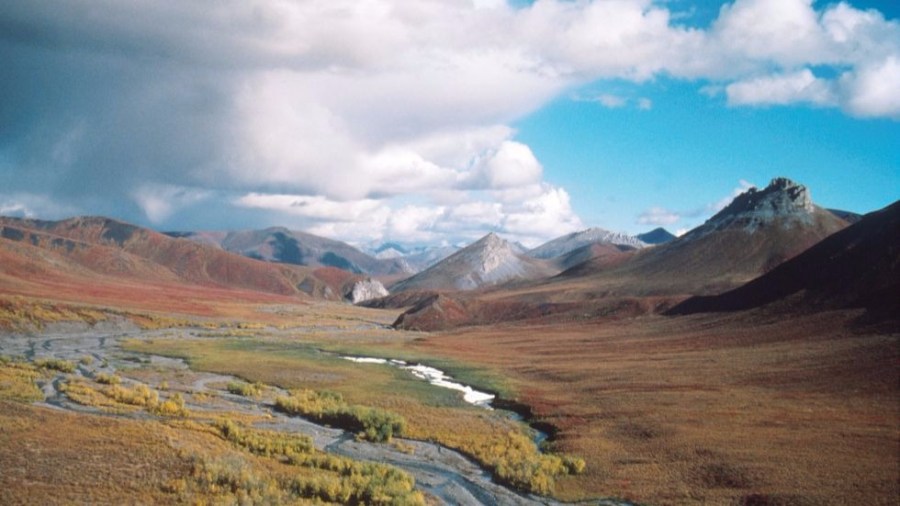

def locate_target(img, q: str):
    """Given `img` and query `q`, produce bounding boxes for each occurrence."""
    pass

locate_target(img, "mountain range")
[0,216,366,313]
[167,228,413,276]
[0,177,894,329]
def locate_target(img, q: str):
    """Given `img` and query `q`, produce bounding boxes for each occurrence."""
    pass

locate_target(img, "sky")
[1,0,898,248]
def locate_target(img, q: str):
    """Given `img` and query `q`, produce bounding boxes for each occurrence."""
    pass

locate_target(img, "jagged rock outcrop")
[346,278,389,304]
[690,177,814,236]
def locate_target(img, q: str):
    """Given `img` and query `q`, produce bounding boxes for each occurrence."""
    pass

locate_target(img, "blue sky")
[516,76,899,234]
[1,0,898,246]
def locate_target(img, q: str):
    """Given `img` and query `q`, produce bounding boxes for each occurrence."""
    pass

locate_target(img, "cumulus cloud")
[0,0,897,246]
[839,56,900,119]
[726,69,837,107]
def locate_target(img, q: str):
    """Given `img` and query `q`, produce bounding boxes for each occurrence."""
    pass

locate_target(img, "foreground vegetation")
[212,419,423,504]
[0,357,44,402]
[127,336,586,495]
[276,389,407,443]
[0,352,425,505]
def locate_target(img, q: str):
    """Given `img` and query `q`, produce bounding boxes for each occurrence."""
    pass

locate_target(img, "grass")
[0,359,44,402]
[0,297,108,330]
[406,310,900,505]
[0,399,422,505]
[34,357,76,373]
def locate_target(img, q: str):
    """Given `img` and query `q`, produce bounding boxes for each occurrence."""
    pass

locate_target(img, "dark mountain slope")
[667,200,900,317]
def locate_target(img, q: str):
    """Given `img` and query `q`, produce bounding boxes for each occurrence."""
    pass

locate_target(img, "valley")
[1,179,897,505]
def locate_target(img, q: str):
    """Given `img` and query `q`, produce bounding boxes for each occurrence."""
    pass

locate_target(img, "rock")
[346,278,389,304]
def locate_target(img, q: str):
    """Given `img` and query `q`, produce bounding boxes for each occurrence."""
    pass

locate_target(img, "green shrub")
[275,389,406,443]
[211,419,424,505]
[226,380,263,397]
[153,392,189,417]
[94,372,121,385]
[34,358,75,373]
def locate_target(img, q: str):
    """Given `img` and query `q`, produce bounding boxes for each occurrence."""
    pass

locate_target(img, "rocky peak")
[698,177,816,234]
[469,233,516,273]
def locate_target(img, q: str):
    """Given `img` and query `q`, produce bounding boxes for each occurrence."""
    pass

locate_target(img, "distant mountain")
[527,227,646,260]
[390,233,558,292]
[169,228,411,276]
[636,227,676,245]
[668,199,900,318]
[0,216,360,309]
[559,177,850,295]
[401,245,460,272]
[363,242,460,273]
[371,242,408,260]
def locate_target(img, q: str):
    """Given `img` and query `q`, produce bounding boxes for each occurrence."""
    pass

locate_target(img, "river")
[0,322,598,505]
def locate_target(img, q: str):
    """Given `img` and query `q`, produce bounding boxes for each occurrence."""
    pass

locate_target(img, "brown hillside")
[0,216,363,314]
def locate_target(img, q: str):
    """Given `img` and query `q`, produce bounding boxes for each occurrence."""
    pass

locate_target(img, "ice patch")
[342,356,495,408]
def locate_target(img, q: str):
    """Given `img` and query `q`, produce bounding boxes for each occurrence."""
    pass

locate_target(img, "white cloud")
[711,0,830,68]
[232,182,581,247]
[502,185,583,246]
[477,141,544,190]
[637,206,681,226]
[2,0,899,248]
[596,94,628,108]
[726,69,837,107]
[132,184,212,224]
[0,193,80,220]
[839,57,900,119]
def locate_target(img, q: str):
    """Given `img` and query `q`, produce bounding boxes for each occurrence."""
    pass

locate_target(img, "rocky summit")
[390,232,557,292]
[695,177,815,235]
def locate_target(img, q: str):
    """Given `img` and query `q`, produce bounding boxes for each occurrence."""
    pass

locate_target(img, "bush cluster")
[64,380,190,417]
[94,372,121,385]
[275,389,406,443]
[0,360,43,402]
[34,358,76,373]
[226,380,263,397]
[469,430,586,495]
[211,419,424,505]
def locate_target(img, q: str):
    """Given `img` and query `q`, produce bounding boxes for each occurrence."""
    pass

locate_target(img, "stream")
[0,322,587,505]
